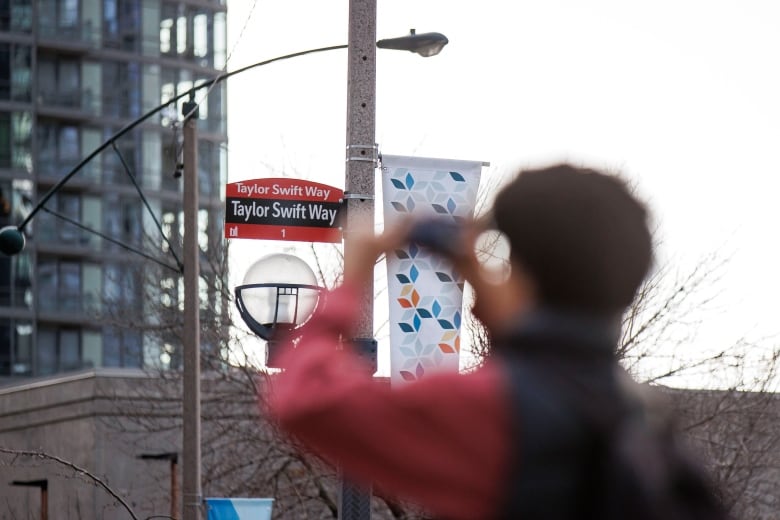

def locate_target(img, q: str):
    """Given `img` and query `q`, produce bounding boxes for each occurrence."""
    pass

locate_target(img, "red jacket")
[268,284,513,520]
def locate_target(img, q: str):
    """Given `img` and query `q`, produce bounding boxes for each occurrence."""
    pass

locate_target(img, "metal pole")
[341,0,376,518]
[40,483,47,520]
[171,456,179,520]
[182,100,202,520]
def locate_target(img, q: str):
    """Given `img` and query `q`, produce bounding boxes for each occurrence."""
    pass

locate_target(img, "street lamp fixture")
[234,253,322,368]
[0,224,24,255]
[376,29,449,57]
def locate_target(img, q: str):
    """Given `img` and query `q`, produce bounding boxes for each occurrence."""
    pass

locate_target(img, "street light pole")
[137,452,179,519]
[10,480,48,520]
[182,98,202,520]
[341,0,377,518]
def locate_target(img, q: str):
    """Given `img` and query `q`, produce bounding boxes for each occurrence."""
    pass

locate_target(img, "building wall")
[0,369,181,519]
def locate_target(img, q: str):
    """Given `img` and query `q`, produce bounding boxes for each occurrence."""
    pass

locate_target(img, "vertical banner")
[382,155,484,387]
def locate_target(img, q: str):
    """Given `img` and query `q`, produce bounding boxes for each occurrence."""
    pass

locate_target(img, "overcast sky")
[225,1,780,380]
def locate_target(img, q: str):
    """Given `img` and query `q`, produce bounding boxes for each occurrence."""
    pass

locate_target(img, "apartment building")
[0,0,228,381]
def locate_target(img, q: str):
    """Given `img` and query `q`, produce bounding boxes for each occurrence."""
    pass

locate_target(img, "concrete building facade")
[0,369,181,519]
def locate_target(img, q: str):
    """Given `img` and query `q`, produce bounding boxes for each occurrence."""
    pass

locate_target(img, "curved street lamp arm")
[17,44,350,233]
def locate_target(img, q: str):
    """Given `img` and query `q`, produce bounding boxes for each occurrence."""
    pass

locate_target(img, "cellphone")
[406,218,464,259]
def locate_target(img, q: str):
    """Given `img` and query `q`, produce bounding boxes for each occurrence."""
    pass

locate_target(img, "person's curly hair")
[493,164,652,313]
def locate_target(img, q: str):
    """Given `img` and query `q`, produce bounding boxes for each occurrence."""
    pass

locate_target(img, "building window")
[103,0,139,50]
[102,193,143,249]
[0,111,31,171]
[102,130,139,184]
[103,0,118,40]
[0,43,31,102]
[193,13,207,58]
[38,0,82,41]
[0,321,33,375]
[37,121,93,178]
[37,54,83,109]
[214,11,226,69]
[59,0,79,29]
[37,258,101,314]
[35,192,80,243]
[102,60,141,118]
[36,326,94,374]
[0,0,32,32]
[38,259,79,312]
[103,263,142,318]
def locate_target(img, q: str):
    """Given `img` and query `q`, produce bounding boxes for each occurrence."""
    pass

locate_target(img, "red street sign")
[224,178,344,243]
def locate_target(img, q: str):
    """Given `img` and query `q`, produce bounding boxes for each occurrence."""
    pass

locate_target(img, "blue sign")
[205,498,274,520]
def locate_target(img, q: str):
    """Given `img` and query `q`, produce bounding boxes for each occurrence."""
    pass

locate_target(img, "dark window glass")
[7,321,33,375]
[36,326,83,375]
[0,1,11,31]
[123,330,141,367]
[60,329,80,369]
[36,257,89,311]
[58,193,81,243]
[37,260,57,311]
[59,261,80,311]
[37,54,80,109]
[11,1,31,32]
[37,0,55,34]
[11,112,31,171]
[197,141,213,196]
[103,194,121,247]
[36,121,88,178]
[0,113,10,167]
[11,45,31,101]
[103,129,139,183]
[0,181,12,304]
[39,0,81,40]
[207,81,225,134]
[59,126,79,165]
[122,199,141,246]
[0,43,9,99]
[0,318,9,374]
[101,62,120,117]
[102,327,141,368]
[37,328,57,375]
[103,0,118,39]
[102,61,140,118]
[127,61,140,117]
[59,0,78,29]
[58,60,79,107]
[37,57,56,105]
[119,0,139,51]
[36,122,60,175]
[103,326,120,366]
[104,0,139,51]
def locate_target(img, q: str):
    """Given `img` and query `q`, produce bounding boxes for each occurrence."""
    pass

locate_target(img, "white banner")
[381,155,484,387]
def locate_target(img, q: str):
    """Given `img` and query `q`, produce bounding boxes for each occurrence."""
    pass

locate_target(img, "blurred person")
[267,164,726,519]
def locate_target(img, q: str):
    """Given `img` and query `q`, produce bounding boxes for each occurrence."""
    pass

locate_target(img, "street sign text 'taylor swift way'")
[224,178,344,243]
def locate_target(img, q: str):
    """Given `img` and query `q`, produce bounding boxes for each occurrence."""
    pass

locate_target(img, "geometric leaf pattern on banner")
[382,155,483,388]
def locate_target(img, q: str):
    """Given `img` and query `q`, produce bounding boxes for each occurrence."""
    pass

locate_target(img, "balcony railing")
[37,88,100,115]
[36,22,99,49]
